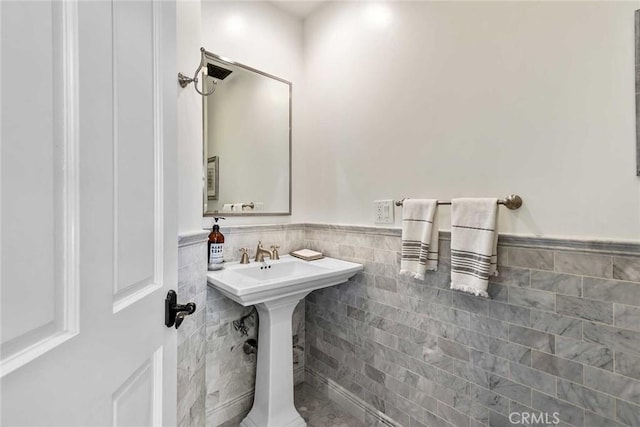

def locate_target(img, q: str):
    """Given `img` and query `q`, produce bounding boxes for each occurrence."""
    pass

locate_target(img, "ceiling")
[269,1,327,19]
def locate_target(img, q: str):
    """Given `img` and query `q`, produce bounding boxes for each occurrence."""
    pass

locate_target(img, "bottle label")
[209,243,223,264]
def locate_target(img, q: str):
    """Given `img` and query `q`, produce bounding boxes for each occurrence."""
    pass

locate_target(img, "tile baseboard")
[304,368,398,427]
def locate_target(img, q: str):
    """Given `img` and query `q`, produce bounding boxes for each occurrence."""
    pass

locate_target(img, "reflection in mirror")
[202,52,291,216]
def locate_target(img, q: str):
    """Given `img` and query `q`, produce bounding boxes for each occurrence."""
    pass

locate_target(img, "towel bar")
[395,194,522,210]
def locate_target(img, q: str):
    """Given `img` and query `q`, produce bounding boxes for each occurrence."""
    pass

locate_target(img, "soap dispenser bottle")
[208,217,225,271]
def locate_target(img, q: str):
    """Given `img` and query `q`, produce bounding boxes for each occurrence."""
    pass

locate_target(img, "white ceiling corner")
[268,1,327,20]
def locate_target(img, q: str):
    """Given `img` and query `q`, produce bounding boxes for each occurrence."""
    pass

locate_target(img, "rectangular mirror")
[202,51,292,216]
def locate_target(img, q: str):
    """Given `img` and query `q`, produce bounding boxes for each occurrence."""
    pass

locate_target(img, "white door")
[1,1,179,425]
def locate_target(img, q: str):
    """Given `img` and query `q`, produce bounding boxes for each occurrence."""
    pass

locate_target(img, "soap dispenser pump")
[208,217,225,271]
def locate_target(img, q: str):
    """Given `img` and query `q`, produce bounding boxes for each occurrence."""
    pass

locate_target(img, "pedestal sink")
[207,255,363,427]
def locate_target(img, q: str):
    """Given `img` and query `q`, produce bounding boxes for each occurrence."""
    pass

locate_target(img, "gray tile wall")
[303,224,640,427]
[185,224,640,427]
[178,232,210,427]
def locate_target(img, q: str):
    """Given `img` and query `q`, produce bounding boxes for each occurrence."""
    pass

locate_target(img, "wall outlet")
[373,200,395,224]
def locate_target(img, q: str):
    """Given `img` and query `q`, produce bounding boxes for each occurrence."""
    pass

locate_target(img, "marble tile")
[508,325,555,354]
[555,336,613,371]
[555,252,612,278]
[364,390,385,412]
[347,305,366,322]
[613,255,640,283]
[488,410,511,427]
[490,376,533,407]
[373,248,398,265]
[450,395,490,424]
[364,364,386,385]
[410,411,453,427]
[509,363,556,395]
[467,383,509,416]
[556,295,613,324]
[615,351,640,381]
[338,244,356,258]
[435,306,471,329]
[583,322,640,355]
[509,248,554,272]
[585,411,627,427]
[454,328,531,366]
[529,310,582,339]
[583,277,640,307]
[530,270,582,297]
[557,379,615,418]
[299,225,640,427]
[190,390,206,427]
[438,337,470,362]
[177,240,208,427]
[294,384,365,427]
[385,404,411,427]
[584,366,640,402]
[452,292,489,316]
[489,265,531,287]
[531,351,583,383]
[470,350,509,378]
[497,247,509,267]
[452,362,532,406]
[487,301,531,327]
[508,287,556,312]
[469,314,508,340]
[487,282,509,302]
[614,304,640,332]
[437,401,470,427]
[616,399,640,427]
[530,391,584,427]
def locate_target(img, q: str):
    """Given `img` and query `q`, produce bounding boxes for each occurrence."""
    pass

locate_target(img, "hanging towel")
[400,199,439,280]
[450,198,499,297]
[222,204,233,211]
[231,203,243,211]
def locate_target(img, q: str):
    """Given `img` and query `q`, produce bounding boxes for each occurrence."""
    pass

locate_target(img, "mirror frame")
[636,9,639,176]
[202,51,292,216]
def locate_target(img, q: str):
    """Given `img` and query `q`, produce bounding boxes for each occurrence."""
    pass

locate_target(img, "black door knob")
[165,290,196,329]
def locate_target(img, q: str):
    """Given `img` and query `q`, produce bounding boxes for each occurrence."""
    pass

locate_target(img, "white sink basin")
[207,254,363,306]
[207,254,362,427]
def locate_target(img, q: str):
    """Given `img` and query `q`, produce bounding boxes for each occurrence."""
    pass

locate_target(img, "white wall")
[177,0,204,234]
[200,0,304,228]
[300,1,640,240]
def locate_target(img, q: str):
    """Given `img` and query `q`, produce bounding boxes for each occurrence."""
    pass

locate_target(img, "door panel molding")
[111,346,163,427]
[0,0,80,378]
[112,0,163,313]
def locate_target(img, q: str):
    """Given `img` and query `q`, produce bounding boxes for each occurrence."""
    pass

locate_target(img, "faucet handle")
[270,245,280,260]
[257,240,263,248]
[239,248,250,264]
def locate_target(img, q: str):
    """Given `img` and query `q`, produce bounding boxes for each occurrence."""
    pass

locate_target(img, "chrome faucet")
[254,241,272,262]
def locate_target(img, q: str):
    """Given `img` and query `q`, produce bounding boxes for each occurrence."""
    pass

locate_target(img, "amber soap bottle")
[208,217,225,270]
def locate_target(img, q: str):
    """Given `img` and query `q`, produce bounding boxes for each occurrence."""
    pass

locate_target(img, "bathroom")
[2,1,639,426]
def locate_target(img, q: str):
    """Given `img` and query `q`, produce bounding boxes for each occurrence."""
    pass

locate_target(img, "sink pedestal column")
[240,293,308,427]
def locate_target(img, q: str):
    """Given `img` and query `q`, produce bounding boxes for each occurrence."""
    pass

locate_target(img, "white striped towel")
[450,198,499,297]
[400,199,439,280]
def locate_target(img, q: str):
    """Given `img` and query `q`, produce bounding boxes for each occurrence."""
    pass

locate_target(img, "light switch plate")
[373,200,394,224]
